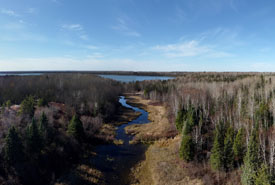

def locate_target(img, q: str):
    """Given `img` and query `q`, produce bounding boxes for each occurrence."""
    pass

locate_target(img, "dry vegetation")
[126,73,275,185]
[125,95,177,144]
[128,94,243,185]
[127,96,204,185]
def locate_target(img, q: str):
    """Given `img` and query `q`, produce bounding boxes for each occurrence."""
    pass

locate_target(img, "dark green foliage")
[39,112,48,140]
[223,127,234,171]
[67,115,84,140]
[255,102,273,129]
[1,103,5,114]
[4,126,24,164]
[5,100,11,108]
[26,118,43,154]
[180,134,195,162]
[176,110,184,132]
[37,98,47,107]
[233,128,246,165]
[255,163,271,185]
[241,129,259,185]
[176,106,198,134]
[20,96,35,116]
[210,121,226,171]
[183,107,199,135]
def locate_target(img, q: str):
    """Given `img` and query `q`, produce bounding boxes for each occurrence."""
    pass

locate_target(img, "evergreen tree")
[223,127,235,171]
[176,110,184,132]
[26,118,43,154]
[183,108,195,135]
[241,129,259,185]
[255,163,271,185]
[210,121,226,171]
[39,112,48,138]
[180,134,195,162]
[67,115,84,140]
[37,98,47,107]
[4,126,24,164]
[5,100,11,108]
[20,96,35,116]
[1,103,5,114]
[233,128,246,166]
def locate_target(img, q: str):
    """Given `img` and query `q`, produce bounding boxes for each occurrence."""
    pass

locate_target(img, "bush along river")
[90,96,150,185]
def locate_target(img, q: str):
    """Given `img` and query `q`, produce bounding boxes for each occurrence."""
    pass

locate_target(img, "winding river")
[90,96,150,185]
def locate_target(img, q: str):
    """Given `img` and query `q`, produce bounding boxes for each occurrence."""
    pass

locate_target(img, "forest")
[0,72,275,185]
[0,73,123,184]
[130,73,275,184]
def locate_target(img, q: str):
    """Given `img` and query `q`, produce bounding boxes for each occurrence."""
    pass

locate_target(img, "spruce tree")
[223,127,235,171]
[4,126,24,164]
[67,115,84,140]
[20,96,35,116]
[39,112,48,138]
[233,127,246,166]
[180,134,195,162]
[26,118,43,154]
[241,129,259,185]
[176,110,184,132]
[210,121,225,171]
[183,108,195,135]
[255,163,271,185]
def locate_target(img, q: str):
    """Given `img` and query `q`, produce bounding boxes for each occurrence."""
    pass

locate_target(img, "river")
[90,96,150,185]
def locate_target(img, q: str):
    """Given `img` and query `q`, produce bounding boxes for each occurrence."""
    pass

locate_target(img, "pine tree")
[180,134,195,162]
[183,108,195,135]
[241,129,259,185]
[39,112,48,138]
[67,115,84,140]
[176,110,184,132]
[210,121,226,171]
[4,126,24,164]
[223,127,235,171]
[26,118,43,154]
[20,96,35,116]
[255,163,271,185]
[233,127,246,166]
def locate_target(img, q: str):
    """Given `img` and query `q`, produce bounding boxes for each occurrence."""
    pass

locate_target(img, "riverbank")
[54,97,143,185]
[125,95,204,185]
[94,104,141,144]
[124,95,177,144]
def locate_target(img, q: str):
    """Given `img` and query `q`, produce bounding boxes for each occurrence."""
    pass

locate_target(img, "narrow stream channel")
[90,96,150,185]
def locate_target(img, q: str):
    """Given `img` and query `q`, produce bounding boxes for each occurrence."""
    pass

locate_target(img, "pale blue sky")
[1,0,275,71]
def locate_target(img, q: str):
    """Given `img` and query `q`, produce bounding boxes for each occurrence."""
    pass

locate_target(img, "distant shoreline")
[0,71,273,77]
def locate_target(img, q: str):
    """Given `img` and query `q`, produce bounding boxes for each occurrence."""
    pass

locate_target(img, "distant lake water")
[0,73,42,76]
[98,74,174,82]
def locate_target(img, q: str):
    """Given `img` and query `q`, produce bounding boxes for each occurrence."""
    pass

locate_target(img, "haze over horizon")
[1,0,275,72]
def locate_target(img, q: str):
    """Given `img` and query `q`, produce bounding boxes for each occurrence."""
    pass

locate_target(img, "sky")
[1,0,275,71]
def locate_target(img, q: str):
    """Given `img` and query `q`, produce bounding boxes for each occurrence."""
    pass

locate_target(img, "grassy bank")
[127,95,241,185]
[124,95,177,144]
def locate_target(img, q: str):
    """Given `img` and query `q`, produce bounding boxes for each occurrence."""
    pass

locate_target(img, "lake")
[98,74,174,82]
[0,73,42,76]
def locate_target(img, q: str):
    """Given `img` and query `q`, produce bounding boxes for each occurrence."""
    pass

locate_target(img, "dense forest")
[130,73,275,184]
[0,74,123,185]
[1,72,275,185]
